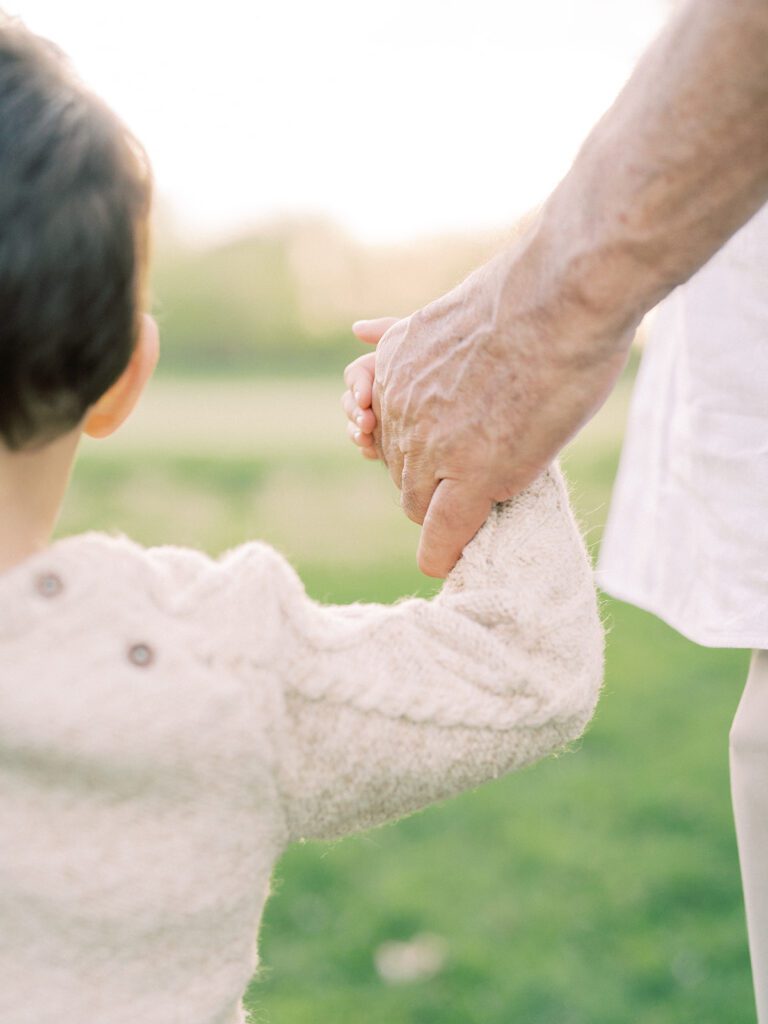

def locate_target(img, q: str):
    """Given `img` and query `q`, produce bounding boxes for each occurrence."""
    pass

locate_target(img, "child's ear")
[83,314,160,439]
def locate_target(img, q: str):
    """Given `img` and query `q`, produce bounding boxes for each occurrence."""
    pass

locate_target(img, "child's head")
[0,16,154,452]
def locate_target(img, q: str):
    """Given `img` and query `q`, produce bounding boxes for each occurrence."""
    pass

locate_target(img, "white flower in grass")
[374,933,448,984]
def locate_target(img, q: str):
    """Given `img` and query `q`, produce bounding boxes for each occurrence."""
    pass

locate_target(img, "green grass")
[58,369,755,1023]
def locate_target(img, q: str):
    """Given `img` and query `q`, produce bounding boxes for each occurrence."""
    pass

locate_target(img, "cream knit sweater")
[0,465,603,1024]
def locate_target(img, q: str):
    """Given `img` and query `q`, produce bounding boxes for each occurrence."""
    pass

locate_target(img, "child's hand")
[341,317,397,461]
[341,350,378,459]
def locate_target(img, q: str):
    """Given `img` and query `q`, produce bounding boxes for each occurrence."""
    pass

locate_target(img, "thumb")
[352,316,399,345]
[417,479,492,578]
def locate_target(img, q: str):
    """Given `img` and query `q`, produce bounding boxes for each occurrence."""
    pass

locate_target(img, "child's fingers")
[346,420,375,448]
[360,444,380,461]
[340,390,376,434]
[340,389,356,418]
[351,317,399,346]
[343,352,376,409]
[354,407,376,433]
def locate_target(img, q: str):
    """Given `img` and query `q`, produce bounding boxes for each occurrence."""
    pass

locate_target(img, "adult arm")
[347,0,768,576]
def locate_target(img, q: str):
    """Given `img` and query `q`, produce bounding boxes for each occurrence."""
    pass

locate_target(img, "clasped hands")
[341,243,632,578]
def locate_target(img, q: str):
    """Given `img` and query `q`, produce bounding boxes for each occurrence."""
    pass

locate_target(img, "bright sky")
[13,0,669,246]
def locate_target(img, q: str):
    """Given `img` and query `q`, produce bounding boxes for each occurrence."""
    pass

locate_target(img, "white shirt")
[598,203,768,649]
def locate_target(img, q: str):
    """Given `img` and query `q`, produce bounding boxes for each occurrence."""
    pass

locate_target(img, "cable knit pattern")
[0,463,603,1024]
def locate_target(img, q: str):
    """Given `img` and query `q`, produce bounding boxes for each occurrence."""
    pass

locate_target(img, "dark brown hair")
[0,17,151,449]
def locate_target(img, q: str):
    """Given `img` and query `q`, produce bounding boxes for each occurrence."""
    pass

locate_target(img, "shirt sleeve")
[263,464,604,843]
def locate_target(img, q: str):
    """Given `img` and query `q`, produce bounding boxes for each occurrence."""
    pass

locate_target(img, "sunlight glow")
[12,1,668,244]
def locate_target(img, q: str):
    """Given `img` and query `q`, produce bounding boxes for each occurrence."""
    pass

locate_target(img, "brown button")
[128,643,154,668]
[36,572,63,598]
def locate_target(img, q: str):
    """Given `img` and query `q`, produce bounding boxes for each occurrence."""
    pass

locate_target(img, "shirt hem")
[597,577,766,652]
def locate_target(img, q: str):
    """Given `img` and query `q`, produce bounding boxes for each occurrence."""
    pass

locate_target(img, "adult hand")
[345,238,633,578]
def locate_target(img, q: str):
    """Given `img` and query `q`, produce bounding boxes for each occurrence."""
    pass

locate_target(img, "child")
[0,18,604,1024]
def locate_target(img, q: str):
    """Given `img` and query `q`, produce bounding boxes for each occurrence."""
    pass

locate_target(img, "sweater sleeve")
[266,464,603,843]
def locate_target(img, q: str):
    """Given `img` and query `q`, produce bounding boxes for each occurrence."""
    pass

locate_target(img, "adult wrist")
[491,194,651,373]
[535,163,668,351]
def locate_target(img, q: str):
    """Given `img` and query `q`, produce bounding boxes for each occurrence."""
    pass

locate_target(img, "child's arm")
[266,464,603,844]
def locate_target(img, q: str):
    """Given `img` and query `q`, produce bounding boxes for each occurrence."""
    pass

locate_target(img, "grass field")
[58,368,755,1023]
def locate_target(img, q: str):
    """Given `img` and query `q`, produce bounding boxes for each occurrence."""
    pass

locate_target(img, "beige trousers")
[731,649,768,1021]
